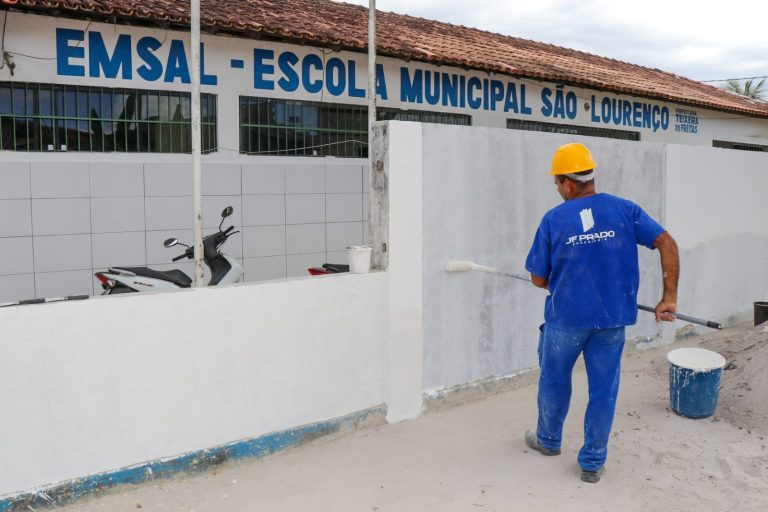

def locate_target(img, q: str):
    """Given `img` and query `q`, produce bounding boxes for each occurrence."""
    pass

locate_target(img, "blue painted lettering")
[504,82,518,113]
[612,100,622,125]
[401,68,423,103]
[622,101,632,126]
[56,28,85,77]
[549,87,577,119]
[565,91,577,119]
[375,63,388,100]
[89,32,132,79]
[652,106,661,131]
[591,95,669,132]
[302,54,323,94]
[467,77,482,109]
[425,71,440,105]
[540,88,553,117]
[200,43,218,86]
[348,61,365,98]
[661,107,669,130]
[601,97,611,123]
[136,36,163,81]
[552,87,566,119]
[164,40,190,83]
[253,49,275,90]
[520,84,532,115]
[632,102,642,127]
[642,103,652,128]
[325,58,346,96]
[482,79,489,110]
[277,51,300,92]
[590,96,600,123]
[441,73,458,107]
[490,80,504,111]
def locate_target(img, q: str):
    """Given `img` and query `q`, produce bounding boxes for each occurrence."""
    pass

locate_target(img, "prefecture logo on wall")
[566,208,615,246]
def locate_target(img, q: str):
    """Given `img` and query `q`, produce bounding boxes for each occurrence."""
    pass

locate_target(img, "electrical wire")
[700,75,768,83]
[0,11,761,124]
[3,19,92,61]
[508,74,766,122]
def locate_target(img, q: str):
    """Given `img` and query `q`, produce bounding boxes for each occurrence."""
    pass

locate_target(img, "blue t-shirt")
[525,193,665,329]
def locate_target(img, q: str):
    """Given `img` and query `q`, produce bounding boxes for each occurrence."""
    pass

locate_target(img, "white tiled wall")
[0,159,369,301]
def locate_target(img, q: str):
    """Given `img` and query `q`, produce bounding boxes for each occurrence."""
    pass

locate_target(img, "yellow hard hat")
[550,143,597,175]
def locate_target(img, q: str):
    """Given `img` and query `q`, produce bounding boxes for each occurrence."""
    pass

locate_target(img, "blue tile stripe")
[0,404,385,512]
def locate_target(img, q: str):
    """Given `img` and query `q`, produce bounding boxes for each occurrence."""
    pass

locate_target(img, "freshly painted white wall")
[384,122,424,422]
[665,145,768,324]
[3,122,766,500]
[417,124,666,391]
[0,273,387,495]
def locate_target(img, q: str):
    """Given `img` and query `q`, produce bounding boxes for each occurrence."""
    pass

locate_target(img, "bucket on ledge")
[667,347,726,419]
[754,301,768,326]
[347,245,373,274]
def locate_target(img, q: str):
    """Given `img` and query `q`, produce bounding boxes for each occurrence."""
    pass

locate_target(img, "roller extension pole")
[445,260,722,330]
[636,304,722,330]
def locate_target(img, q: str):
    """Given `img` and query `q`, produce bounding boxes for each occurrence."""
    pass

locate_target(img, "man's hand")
[653,232,679,322]
[530,274,549,290]
[655,299,677,322]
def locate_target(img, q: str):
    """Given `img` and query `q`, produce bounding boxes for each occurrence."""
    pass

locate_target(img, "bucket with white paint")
[667,348,726,419]
[347,245,373,274]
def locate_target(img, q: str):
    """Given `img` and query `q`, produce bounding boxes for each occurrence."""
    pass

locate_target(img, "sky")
[343,0,768,85]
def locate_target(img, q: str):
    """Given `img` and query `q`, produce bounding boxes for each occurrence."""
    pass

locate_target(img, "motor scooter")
[95,206,243,294]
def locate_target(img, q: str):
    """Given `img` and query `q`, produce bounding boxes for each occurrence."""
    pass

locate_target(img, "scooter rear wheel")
[105,284,136,295]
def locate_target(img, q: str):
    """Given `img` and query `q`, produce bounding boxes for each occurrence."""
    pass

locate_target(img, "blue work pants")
[535,323,625,471]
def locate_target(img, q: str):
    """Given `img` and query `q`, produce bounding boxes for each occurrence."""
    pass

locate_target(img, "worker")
[524,142,679,483]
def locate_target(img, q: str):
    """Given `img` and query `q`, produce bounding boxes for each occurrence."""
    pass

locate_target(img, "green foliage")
[724,78,766,99]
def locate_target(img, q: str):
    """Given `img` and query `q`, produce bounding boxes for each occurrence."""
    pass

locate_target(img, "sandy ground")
[61,322,768,512]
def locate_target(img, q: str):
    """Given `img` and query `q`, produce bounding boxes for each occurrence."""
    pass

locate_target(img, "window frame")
[506,118,640,141]
[0,82,217,153]
[239,96,368,158]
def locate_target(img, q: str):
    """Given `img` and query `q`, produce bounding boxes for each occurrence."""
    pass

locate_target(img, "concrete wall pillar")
[380,122,424,423]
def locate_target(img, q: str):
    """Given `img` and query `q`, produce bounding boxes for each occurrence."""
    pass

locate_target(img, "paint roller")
[445,260,722,330]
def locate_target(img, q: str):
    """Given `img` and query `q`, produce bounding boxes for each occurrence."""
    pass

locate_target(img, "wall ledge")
[423,368,539,413]
[0,404,386,512]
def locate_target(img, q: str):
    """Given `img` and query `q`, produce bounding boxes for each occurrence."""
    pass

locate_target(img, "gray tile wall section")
[0,160,369,301]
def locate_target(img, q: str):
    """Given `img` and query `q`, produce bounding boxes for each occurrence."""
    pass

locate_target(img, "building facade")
[0,4,766,300]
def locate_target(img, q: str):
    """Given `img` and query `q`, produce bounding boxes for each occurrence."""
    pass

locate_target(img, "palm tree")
[724,78,766,99]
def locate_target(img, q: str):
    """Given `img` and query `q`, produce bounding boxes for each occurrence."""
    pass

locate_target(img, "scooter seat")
[112,267,193,288]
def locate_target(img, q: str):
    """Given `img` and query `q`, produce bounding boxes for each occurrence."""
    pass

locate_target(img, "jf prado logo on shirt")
[566,208,616,246]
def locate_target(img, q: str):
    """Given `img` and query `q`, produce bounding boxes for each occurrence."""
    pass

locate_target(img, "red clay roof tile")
[2,0,766,118]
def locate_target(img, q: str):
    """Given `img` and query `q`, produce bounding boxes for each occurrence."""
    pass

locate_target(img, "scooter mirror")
[221,206,234,218]
[164,238,179,248]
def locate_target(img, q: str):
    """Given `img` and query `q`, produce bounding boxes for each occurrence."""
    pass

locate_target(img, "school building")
[0,0,766,300]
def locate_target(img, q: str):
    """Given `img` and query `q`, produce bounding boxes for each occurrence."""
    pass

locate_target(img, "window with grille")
[0,82,217,153]
[507,119,640,141]
[713,140,768,152]
[239,97,367,158]
[377,108,471,125]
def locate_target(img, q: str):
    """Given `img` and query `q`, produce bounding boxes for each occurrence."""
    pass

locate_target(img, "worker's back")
[525,192,663,329]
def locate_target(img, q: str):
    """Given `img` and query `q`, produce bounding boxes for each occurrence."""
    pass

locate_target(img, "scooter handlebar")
[172,254,187,262]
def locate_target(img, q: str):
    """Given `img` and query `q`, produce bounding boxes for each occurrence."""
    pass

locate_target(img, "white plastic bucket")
[347,245,373,274]
[666,347,726,419]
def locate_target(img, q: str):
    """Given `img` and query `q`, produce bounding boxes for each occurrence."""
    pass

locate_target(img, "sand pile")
[701,322,768,434]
